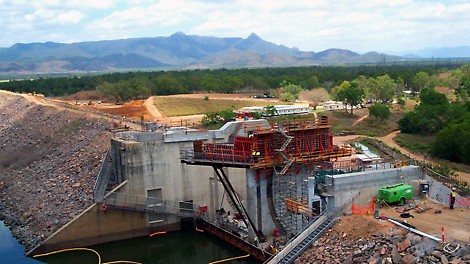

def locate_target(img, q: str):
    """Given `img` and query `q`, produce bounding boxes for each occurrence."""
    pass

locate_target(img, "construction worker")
[252,149,260,162]
[450,187,457,209]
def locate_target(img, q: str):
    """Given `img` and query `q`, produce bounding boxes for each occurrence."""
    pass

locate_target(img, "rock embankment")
[0,94,112,251]
[297,219,470,264]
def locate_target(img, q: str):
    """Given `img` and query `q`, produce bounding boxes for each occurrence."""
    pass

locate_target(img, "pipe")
[149,231,167,237]
[208,254,250,264]
[33,247,142,264]
[388,219,441,242]
[33,248,101,263]
[103,262,142,264]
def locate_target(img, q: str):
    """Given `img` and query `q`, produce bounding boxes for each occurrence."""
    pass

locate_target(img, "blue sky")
[1,0,469,53]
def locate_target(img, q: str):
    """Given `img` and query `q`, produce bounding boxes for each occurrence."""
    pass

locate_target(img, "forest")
[0,63,463,98]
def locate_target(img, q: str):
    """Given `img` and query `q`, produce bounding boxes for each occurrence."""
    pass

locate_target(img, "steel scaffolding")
[180,116,353,238]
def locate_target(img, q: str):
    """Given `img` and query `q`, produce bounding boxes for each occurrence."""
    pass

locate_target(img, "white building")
[238,105,310,117]
[322,101,346,111]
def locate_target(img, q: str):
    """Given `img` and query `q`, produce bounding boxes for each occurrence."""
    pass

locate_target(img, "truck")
[377,183,413,205]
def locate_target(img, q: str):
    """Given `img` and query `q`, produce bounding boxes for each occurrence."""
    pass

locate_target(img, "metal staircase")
[265,212,337,264]
[276,125,294,175]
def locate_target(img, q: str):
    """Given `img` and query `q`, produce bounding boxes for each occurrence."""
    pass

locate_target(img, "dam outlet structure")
[29,116,427,263]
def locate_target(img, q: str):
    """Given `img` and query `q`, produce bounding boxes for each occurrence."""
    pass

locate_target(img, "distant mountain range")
[394,46,470,58]
[0,32,467,75]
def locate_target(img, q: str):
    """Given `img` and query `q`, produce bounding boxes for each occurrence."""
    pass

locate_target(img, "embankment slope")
[0,92,112,251]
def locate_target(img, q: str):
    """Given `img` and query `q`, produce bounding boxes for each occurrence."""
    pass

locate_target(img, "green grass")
[320,103,411,137]
[266,113,317,122]
[153,96,272,117]
[320,108,367,133]
[394,133,435,154]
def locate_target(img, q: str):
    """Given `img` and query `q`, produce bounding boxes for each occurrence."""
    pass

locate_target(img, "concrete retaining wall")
[326,166,422,210]
[34,127,250,253]
[29,204,150,255]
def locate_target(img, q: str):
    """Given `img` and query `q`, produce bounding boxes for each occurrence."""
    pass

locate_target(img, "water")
[0,221,41,264]
[354,142,380,159]
[1,221,254,264]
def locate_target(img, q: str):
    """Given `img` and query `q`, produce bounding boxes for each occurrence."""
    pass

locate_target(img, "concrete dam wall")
[32,123,255,254]
[32,118,428,256]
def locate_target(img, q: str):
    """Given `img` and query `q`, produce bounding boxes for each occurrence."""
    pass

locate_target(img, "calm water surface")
[0,221,41,264]
[0,221,255,264]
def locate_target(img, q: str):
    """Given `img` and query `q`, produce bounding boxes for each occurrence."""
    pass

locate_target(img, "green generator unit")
[377,183,413,205]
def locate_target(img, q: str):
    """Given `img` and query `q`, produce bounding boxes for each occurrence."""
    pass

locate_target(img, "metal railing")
[102,192,199,218]
[264,209,338,264]
[93,150,112,203]
[180,147,252,166]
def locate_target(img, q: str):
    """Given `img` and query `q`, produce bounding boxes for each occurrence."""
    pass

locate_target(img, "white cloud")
[25,10,84,25]
[0,0,469,52]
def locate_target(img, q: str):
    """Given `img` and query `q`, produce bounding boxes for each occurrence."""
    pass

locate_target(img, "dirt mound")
[61,90,102,101]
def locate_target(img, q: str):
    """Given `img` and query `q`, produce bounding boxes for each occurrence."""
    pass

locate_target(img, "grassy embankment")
[153,96,272,117]
[321,99,417,137]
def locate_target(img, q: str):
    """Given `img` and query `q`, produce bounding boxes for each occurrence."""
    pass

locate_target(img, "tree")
[432,119,470,165]
[354,75,375,101]
[368,103,391,120]
[200,109,235,127]
[331,81,351,102]
[420,88,448,105]
[264,105,277,116]
[151,75,185,95]
[396,77,406,95]
[278,84,303,102]
[336,82,365,114]
[413,71,437,93]
[398,89,456,135]
[375,75,397,102]
[299,88,330,110]
[96,81,117,99]
[302,76,320,89]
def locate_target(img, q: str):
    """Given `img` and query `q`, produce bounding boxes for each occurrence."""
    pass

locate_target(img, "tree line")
[398,64,470,165]
[0,63,465,100]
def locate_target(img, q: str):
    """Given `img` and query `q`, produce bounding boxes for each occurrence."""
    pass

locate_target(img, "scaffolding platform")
[180,117,352,172]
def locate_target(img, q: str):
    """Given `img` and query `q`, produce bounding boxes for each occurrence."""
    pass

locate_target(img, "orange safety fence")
[455,197,470,208]
[352,198,376,214]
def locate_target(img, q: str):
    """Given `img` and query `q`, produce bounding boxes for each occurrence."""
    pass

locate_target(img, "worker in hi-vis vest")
[252,149,260,161]
[450,187,457,209]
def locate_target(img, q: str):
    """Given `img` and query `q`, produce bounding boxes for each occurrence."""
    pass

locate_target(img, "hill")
[0,32,402,74]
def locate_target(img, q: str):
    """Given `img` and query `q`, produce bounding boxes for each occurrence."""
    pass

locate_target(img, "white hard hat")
[452,187,456,191]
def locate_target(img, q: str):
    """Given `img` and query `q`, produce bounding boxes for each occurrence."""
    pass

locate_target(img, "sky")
[1,0,469,53]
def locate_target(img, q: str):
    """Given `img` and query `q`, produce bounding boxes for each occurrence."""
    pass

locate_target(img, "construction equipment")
[377,183,413,205]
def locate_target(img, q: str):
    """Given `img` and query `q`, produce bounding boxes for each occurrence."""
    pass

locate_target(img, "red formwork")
[192,117,351,170]
[233,136,253,157]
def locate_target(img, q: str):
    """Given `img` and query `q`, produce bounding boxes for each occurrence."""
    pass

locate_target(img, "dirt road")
[1,91,142,130]
[377,131,470,184]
